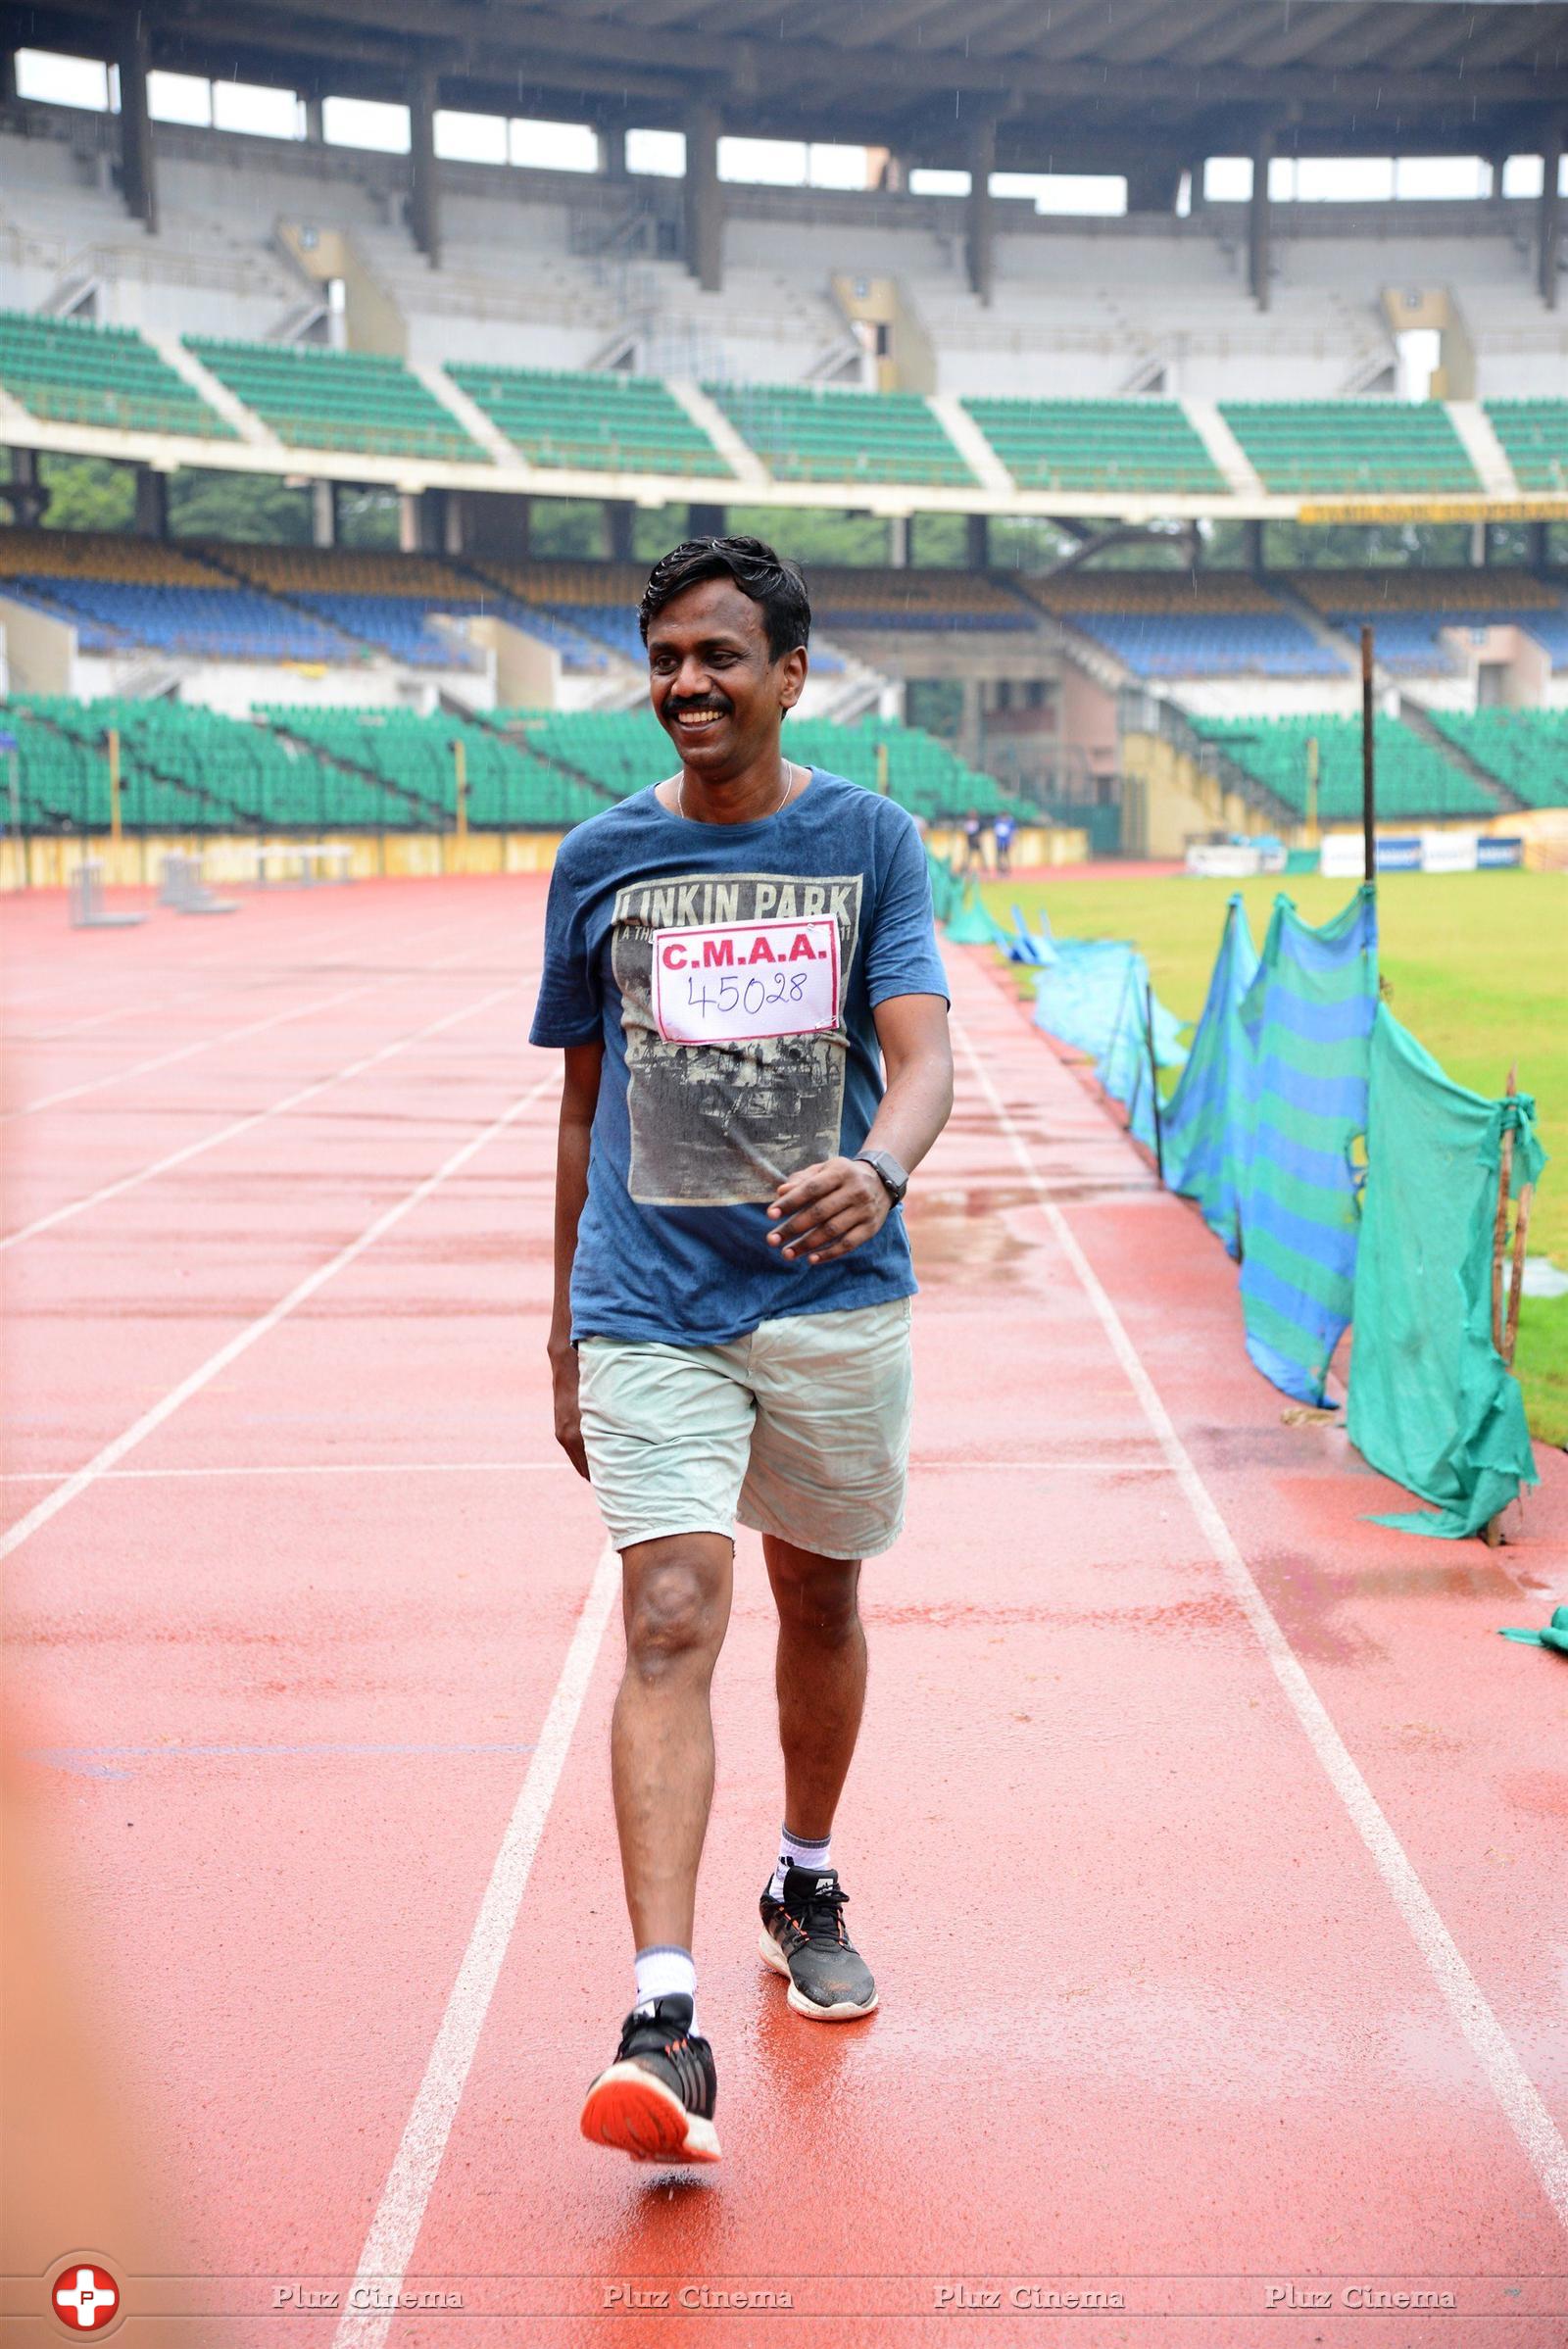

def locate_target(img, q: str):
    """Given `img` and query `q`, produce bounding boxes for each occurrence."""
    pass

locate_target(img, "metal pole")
[1359,625,1376,885]
[107,725,122,848]
[4,742,22,893]
[1305,733,1319,845]
[454,736,468,843]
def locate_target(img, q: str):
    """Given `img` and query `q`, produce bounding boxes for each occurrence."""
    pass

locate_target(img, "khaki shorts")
[576,1296,913,1560]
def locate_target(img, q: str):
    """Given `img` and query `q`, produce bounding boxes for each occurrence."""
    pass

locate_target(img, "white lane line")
[6,914,480,1118]
[0,1064,562,1565]
[953,1014,1568,2236]
[0,1455,1169,1487]
[0,972,534,1251]
[333,1540,621,2349]
[0,1462,564,1485]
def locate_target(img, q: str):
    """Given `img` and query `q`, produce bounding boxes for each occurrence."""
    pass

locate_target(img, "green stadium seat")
[184,338,485,464]
[963,397,1223,494]
[1425,708,1568,810]
[704,380,974,488]
[1484,400,1568,493]
[449,365,728,477]
[0,311,232,441]
[1186,710,1495,821]
[1219,401,1480,495]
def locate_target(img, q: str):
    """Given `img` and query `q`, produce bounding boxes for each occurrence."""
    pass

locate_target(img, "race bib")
[651,916,840,1046]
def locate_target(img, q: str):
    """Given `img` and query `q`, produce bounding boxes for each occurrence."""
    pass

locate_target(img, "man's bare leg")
[582,1532,731,2163]
[763,1535,865,1839]
[760,1535,877,2019]
[611,1531,733,1949]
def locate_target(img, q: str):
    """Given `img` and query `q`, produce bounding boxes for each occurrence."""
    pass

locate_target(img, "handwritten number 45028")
[686,970,810,1017]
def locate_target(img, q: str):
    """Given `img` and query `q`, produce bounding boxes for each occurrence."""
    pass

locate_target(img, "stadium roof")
[11,0,1568,171]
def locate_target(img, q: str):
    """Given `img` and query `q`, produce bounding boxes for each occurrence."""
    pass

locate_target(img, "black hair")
[638,535,810,662]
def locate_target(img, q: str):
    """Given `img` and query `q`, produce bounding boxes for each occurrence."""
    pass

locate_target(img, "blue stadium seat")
[1073,612,1345,679]
[6,576,352,661]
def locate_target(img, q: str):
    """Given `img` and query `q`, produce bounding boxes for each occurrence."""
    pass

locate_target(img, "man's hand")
[766,1155,890,1267]
[550,1343,591,1480]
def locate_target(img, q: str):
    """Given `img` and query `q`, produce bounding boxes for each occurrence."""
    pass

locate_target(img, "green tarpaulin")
[1498,1605,1568,1654]
[1347,1004,1545,1539]
[945,877,1011,946]
[925,849,961,925]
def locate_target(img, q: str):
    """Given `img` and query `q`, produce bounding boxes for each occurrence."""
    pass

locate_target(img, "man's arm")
[765,993,953,1268]
[548,1040,604,1478]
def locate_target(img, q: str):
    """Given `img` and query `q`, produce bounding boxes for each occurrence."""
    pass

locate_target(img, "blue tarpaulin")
[1033,941,1188,1153]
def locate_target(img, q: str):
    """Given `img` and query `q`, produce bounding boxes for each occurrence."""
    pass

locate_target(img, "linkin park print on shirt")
[611,870,864,1207]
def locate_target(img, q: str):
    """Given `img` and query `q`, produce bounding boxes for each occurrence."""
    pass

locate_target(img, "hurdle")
[69,858,146,930]
[251,841,355,887]
[158,853,240,916]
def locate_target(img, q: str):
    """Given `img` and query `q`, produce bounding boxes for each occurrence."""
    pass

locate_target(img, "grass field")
[981,868,1568,1449]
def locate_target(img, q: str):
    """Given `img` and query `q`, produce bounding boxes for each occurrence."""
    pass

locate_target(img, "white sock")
[767,1824,832,1901]
[634,1944,698,2036]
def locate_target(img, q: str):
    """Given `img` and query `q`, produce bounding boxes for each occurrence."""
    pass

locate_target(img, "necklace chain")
[677,760,796,822]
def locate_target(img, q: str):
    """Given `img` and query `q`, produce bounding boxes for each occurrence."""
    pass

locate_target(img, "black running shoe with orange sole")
[579,1993,720,2163]
[759,1864,878,2021]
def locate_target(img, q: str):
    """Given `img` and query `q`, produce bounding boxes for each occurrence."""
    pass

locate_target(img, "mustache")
[665,696,732,716]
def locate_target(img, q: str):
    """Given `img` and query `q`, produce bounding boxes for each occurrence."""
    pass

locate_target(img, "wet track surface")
[3,874,1565,2347]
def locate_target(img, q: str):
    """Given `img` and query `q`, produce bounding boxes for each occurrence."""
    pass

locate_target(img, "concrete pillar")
[1470,518,1488,567]
[0,50,18,107]
[399,490,420,553]
[601,124,628,180]
[1125,158,1182,215]
[416,487,449,554]
[966,513,990,569]
[965,117,997,307]
[887,514,910,567]
[1248,131,1274,311]
[3,447,48,527]
[133,465,168,539]
[461,491,531,563]
[1540,122,1562,309]
[117,16,158,232]
[311,478,336,549]
[302,92,324,144]
[606,500,636,561]
[959,674,984,765]
[683,101,723,293]
[409,67,440,267]
[688,502,726,539]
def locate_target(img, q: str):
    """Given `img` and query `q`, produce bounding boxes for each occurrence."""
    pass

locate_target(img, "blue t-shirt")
[529,767,949,1346]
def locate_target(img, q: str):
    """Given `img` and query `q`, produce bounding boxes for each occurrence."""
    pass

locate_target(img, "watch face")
[864,1151,906,1202]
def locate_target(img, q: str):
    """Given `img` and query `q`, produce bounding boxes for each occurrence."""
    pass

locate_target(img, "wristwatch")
[856,1148,909,1206]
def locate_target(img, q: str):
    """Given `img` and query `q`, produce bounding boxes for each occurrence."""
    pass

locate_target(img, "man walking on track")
[530,537,953,2164]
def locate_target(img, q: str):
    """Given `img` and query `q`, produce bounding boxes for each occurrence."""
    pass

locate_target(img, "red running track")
[3,875,1565,2348]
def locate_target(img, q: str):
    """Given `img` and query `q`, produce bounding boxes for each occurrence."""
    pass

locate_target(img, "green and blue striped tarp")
[1163,885,1378,1405]
[1160,894,1259,1258]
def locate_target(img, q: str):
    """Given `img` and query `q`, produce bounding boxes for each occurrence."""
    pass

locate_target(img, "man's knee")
[623,1541,728,1679]
[768,1545,862,1641]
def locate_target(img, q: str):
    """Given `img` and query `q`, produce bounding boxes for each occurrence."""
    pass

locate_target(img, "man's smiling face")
[646,574,806,780]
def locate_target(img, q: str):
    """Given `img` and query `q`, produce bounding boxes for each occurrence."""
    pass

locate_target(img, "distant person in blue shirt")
[994,808,1015,875]
[530,537,953,2163]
